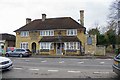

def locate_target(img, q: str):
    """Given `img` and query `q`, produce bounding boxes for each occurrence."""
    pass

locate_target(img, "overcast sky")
[0,0,114,35]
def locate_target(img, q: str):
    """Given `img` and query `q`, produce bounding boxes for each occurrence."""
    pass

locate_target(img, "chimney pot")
[26,18,31,24]
[42,14,46,21]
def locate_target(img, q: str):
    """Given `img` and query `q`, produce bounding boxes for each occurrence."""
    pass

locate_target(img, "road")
[1,57,120,79]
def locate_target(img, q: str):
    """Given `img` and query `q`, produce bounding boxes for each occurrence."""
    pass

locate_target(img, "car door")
[10,49,16,56]
[15,49,21,56]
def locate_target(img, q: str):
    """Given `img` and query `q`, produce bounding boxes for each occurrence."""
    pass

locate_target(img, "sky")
[0,0,114,35]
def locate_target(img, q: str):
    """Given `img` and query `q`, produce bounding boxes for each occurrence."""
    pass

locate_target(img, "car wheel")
[19,54,23,58]
[5,54,9,57]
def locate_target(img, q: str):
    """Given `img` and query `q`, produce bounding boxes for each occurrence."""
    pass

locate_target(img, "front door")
[32,42,36,53]
[56,43,62,55]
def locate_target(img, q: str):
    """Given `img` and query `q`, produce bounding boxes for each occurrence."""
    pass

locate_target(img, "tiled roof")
[14,17,85,32]
[0,33,16,41]
[39,36,80,42]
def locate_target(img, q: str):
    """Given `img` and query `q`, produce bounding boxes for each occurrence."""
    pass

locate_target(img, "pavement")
[31,54,115,59]
[1,53,115,59]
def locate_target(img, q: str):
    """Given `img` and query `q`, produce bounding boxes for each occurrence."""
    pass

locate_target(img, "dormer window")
[40,30,54,36]
[20,31,29,37]
[67,29,77,36]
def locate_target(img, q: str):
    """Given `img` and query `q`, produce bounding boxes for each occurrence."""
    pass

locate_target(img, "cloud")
[0,0,114,34]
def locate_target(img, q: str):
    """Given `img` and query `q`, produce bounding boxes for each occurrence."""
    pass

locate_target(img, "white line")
[105,59,113,60]
[93,72,109,74]
[13,68,22,70]
[48,70,59,72]
[93,72,100,74]
[59,61,64,63]
[100,62,105,64]
[29,68,39,71]
[78,61,84,64]
[68,70,81,73]
[41,60,47,63]
[25,60,30,62]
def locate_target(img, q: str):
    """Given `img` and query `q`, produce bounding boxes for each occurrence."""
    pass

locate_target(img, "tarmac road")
[1,57,120,79]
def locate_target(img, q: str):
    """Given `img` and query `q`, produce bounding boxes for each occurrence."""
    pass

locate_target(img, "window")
[50,43,54,50]
[67,29,77,36]
[87,36,92,45]
[77,42,80,49]
[40,42,51,49]
[70,42,74,49]
[20,42,28,49]
[20,31,29,37]
[65,42,80,50]
[15,49,20,52]
[40,30,54,36]
[21,49,25,52]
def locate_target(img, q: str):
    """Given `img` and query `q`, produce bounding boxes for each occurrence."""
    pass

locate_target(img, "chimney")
[26,18,31,24]
[80,10,84,26]
[42,14,46,21]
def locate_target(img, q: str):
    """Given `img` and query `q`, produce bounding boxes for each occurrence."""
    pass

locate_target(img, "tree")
[108,0,120,34]
[105,29,116,48]
[87,28,100,35]
[97,34,106,45]
[87,28,107,45]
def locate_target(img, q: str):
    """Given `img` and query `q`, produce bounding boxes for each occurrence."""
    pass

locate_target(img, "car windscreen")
[26,49,31,52]
[116,54,120,59]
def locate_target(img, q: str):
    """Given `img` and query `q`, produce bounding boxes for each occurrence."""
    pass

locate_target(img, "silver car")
[113,54,120,75]
[5,48,32,57]
[0,56,13,71]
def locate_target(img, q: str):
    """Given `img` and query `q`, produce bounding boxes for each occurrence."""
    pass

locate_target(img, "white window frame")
[40,42,52,49]
[64,42,80,50]
[67,29,77,36]
[20,31,29,37]
[40,30,54,36]
[20,42,28,49]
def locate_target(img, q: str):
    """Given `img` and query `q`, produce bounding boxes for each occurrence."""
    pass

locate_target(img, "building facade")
[14,13,86,55]
[0,33,15,55]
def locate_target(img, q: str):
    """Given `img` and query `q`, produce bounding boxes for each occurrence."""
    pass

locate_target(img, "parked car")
[0,56,13,71]
[5,48,32,57]
[112,54,120,75]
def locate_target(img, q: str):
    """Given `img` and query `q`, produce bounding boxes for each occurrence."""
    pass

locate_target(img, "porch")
[39,36,82,56]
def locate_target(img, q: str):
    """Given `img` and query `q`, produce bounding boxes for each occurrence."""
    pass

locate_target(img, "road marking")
[68,70,81,73]
[29,68,39,71]
[78,61,84,64]
[93,72,109,74]
[100,62,105,64]
[105,59,113,60]
[41,60,47,63]
[48,70,59,72]
[13,68,22,70]
[59,61,64,63]
[25,60,30,62]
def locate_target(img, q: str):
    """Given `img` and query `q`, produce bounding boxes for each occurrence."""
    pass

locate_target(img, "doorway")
[56,43,64,55]
[32,42,36,53]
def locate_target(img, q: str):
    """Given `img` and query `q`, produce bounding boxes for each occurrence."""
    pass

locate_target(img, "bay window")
[65,42,80,50]
[40,42,52,49]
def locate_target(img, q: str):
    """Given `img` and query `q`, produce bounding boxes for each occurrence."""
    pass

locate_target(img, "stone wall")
[95,46,105,56]
[85,35,96,55]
